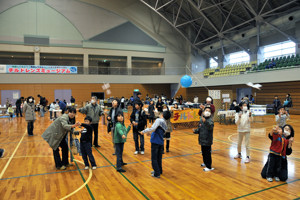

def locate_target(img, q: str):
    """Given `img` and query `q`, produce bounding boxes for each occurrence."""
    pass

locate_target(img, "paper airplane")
[246,82,262,90]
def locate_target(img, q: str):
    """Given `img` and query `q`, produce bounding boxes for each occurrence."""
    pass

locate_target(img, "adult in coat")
[42,107,80,170]
[79,96,103,147]
[23,96,36,136]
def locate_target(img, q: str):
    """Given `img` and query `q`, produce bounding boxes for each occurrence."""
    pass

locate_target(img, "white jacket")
[49,103,56,112]
[235,111,252,133]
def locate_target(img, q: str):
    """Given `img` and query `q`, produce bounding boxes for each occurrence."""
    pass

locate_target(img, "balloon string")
[185,65,210,91]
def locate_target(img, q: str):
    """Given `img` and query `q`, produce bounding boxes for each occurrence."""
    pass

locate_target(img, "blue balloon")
[180,75,192,88]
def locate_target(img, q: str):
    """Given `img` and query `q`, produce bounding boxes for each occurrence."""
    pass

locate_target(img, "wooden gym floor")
[0,112,299,200]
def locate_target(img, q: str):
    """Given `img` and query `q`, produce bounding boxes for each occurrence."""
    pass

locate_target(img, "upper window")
[228,51,249,65]
[262,40,295,60]
[209,57,218,68]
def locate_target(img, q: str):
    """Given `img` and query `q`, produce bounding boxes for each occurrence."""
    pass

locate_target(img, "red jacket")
[269,133,289,157]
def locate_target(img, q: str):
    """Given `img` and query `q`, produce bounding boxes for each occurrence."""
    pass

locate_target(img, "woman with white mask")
[23,96,36,136]
[234,102,252,163]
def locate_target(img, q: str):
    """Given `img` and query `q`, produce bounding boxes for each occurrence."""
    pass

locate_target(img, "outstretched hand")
[122,135,126,139]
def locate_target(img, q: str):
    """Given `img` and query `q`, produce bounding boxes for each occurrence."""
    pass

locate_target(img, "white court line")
[0,130,27,179]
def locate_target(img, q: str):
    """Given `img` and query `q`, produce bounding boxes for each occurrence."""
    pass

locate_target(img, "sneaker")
[140,151,144,155]
[267,177,273,182]
[203,167,214,172]
[117,169,126,172]
[201,163,206,167]
[84,166,89,170]
[92,166,97,170]
[245,157,250,163]
[151,173,160,178]
[66,163,74,167]
[0,149,5,158]
[60,166,66,170]
[134,151,138,155]
[112,153,116,155]
[234,154,242,159]
[274,177,280,182]
[151,171,154,174]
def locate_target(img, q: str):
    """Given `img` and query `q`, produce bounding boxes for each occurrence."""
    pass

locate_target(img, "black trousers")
[148,117,154,124]
[53,136,69,168]
[261,156,288,181]
[133,131,144,151]
[201,145,212,169]
[91,123,99,146]
[262,153,282,178]
[151,143,163,176]
[115,143,125,170]
[27,121,34,135]
[16,106,22,117]
[80,142,96,167]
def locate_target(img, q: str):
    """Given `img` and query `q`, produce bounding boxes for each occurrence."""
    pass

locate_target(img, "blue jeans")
[133,131,144,151]
[151,143,163,177]
[80,142,96,167]
[115,143,124,170]
[40,107,45,117]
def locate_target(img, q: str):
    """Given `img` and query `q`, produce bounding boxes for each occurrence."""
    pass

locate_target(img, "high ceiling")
[140,0,300,57]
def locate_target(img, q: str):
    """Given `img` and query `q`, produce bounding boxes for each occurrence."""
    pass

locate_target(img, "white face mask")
[163,109,168,112]
[233,102,237,106]
[284,130,290,136]
[243,106,247,111]
[203,111,211,117]
[29,99,33,102]
[91,99,96,104]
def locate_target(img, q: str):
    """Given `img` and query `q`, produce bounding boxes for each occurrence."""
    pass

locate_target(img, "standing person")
[132,92,142,112]
[23,96,36,136]
[70,96,75,106]
[261,124,294,181]
[148,100,155,125]
[7,104,14,121]
[107,99,123,155]
[49,102,57,121]
[230,100,238,110]
[77,116,97,170]
[275,106,290,127]
[56,99,67,114]
[234,102,252,163]
[284,94,293,113]
[37,94,47,117]
[195,107,214,171]
[79,96,103,148]
[273,95,281,115]
[194,96,199,104]
[156,97,163,113]
[141,111,171,178]
[199,96,215,117]
[42,108,80,170]
[15,97,24,117]
[162,105,172,153]
[130,100,147,155]
[262,126,289,182]
[173,103,182,110]
[114,113,131,172]
[249,95,255,104]
[243,95,250,104]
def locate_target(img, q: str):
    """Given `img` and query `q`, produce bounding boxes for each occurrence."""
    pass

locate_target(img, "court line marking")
[100,137,200,200]
[59,159,93,200]
[0,139,45,145]
[230,178,300,200]
[0,130,27,179]
[94,147,150,200]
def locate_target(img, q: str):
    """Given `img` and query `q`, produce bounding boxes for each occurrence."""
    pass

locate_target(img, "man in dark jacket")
[107,99,123,154]
[15,97,24,117]
[273,95,281,115]
[130,100,147,155]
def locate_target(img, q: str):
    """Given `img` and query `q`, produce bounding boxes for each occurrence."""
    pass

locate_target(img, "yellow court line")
[1,155,53,160]
[60,159,93,200]
[102,136,200,200]
[0,130,27,179]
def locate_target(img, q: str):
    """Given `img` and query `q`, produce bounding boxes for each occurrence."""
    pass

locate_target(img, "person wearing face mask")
[42,107,80,170]
[260,126,291,182]
[229,100,238,110]
[195,107,214,171]
[234,103,252,163]
[79,96,103,148]
[198,96,215,117]
[23,96,36,136]
[275,106,290,127]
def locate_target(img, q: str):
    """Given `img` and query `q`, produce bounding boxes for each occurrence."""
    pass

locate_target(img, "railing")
[76,66,187,75]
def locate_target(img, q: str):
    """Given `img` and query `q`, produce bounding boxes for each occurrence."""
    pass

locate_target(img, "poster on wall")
[0,65,6,73]
[208,90,221,99]
[3,65,77,74]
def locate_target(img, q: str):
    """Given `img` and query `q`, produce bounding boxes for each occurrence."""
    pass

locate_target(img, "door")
[1,90,21,106]
[236,88,252,103]
[54,90,72,103]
